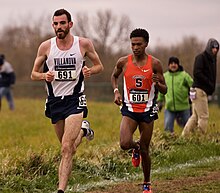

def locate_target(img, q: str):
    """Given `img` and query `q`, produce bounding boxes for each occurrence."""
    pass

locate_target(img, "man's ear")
[145,42,148,47]
[69,21,74,28]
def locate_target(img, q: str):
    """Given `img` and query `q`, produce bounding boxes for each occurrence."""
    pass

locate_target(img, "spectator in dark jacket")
[181,38,219,137]
[0,54,16,111]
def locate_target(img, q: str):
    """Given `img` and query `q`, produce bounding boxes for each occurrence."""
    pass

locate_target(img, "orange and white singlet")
[123,54,158,113]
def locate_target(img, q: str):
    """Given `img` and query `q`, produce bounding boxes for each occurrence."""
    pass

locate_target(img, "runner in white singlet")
[31,9,103,193]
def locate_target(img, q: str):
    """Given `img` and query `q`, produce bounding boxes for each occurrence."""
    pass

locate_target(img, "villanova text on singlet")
[45,36,85,97]
[123,54,157,113]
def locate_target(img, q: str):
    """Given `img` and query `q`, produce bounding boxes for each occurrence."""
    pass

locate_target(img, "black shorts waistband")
[47,93,84,100]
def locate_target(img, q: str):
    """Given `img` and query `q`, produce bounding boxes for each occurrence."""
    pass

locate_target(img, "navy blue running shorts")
[45,94,88,124]
[121,105,158,123]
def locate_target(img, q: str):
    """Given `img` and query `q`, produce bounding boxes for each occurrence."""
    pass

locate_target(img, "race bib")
[54,65,76,81]
[79,95,87,107]
[129,90,148,104]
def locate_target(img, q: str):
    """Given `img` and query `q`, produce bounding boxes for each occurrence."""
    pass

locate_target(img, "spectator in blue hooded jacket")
[157,56,193,134]
[0,54,16,111]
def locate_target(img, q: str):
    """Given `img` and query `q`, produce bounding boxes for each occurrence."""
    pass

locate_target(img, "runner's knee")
[61,142,76,157]
[120,141,132,150]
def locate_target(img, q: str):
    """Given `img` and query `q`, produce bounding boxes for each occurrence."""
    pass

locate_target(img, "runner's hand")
[114,90,122,106]
[82,66,91,78]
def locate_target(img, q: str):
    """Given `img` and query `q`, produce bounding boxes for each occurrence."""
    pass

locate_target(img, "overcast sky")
[1,0,220,48]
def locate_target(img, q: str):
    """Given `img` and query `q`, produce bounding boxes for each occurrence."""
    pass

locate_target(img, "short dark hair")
[53,9,72,22]
[130,28,149,43]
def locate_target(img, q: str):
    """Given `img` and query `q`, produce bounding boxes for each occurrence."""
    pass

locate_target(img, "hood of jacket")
[205,38,219,57]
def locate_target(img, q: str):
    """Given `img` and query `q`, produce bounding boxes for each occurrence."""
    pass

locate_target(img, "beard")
[55,28,70,39]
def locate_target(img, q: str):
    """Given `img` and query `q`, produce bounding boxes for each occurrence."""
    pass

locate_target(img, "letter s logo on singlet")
[136,78,142,87]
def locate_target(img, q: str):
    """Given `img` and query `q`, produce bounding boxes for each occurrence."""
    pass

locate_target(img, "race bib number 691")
[54,65,77,81]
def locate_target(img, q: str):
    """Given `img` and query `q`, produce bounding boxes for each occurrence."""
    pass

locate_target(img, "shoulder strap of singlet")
[50,37,56,46]
[73,35,79,45]
[127,54,133,67]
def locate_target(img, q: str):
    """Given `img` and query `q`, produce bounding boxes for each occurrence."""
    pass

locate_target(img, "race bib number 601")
[129,90,148,104]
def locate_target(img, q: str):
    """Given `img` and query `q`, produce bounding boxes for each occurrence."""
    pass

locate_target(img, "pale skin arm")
[151,57,167,94]
[31,40,54,82]
[111,56,127,106]
[80,37,104,78]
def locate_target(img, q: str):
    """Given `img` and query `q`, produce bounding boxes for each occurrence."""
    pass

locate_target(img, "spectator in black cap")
[157,56,193,134]
[0,54,16,111]
[182,38,219,137]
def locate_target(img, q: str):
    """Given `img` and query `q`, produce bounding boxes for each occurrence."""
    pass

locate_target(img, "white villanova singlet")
[45,36,85,97]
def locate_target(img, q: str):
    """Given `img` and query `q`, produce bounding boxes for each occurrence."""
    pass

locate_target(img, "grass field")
[0,98,220,193]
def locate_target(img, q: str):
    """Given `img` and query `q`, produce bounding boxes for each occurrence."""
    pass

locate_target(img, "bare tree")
[73,12,91,38]
[0,18,52,80]
[74,10,132,55]
[152,36,205,76]
[74,10,132,83]
[0,11,219,99]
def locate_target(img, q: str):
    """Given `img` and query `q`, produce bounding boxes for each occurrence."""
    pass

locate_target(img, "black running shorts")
[121,105,158,123]
[45,94,88,124]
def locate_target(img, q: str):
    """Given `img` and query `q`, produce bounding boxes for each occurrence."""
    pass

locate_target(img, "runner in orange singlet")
[111,28,167,193]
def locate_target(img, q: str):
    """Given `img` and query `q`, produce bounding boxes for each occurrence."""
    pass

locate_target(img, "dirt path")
[87,170,220,193]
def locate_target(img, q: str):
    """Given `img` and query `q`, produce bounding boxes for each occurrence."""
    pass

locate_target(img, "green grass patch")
[0,99,220,192]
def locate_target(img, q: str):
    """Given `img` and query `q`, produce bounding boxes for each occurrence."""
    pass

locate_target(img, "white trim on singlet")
[123,71,157,113]
[45,35,85,97]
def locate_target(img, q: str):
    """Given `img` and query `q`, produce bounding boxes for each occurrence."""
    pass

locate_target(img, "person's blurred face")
[211,47,219,56]
[169,62,179,72]
[52,14,73,39]
[131,37,148,57]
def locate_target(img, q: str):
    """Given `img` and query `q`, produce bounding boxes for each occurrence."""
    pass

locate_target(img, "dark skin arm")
[151,57,167,94]
[111,56,127,106]
[111,55,167,106]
